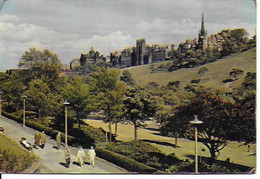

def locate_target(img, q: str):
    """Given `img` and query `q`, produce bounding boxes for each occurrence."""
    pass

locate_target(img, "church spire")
[201,13,206,35]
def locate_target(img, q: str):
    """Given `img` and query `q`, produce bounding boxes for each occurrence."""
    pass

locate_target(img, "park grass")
[85,119,256,168]
[0,133,36,173]
[125,48,256,91]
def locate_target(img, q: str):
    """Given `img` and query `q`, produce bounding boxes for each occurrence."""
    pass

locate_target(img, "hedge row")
[95,146,159,173]
[2,111,76,145]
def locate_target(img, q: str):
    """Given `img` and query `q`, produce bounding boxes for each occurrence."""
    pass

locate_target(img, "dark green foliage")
[198,67,208,76]
[2,111,105,147]
[120,70,135,86]
[95,146,158,173]
[165,28,254,73]
[62,76,91,130]
[191,79,201,84]
[0,146,34,173]
[105,141,182,171]
[123,87,157,140]
[242,72,256,90]
[167,81,180,89]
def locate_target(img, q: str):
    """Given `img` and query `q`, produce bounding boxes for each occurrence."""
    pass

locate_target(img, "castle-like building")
[110,39,174,68]
[70,47,106,69]
[70,13,230,70]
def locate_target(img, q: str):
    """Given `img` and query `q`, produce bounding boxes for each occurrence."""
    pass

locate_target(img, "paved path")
[0,116,128,174]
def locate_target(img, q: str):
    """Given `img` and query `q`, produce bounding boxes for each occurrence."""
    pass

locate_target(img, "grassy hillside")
[85,119,256,168]
[125,48,256,91]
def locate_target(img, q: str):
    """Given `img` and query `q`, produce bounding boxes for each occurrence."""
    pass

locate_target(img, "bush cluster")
[105,141,186,172]
[0,134,35,173]
[95,146,158,173]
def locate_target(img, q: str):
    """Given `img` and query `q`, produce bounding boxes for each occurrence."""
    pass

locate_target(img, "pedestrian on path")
[64,146,71,168]
[77,146,86,167]
[88,146,96,168]
[56,132,61,150]
[34,131,41,149]
[40,131,46,149]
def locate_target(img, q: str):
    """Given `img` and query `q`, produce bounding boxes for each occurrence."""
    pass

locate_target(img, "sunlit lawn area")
[0,134,35,173]
[85,119,256,168]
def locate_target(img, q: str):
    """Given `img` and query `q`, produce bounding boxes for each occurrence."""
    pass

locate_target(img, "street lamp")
[189,115,203,174]
[22,95,27,127]
[0,91,2,116]
[63,100,70,147]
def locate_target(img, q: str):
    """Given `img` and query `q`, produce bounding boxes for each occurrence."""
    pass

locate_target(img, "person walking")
[34,131,41,149]
[64,146,71,168]
[88,146,96,168]
[56,132,61,150]
[77,146,86,167]
[40,131,46,149]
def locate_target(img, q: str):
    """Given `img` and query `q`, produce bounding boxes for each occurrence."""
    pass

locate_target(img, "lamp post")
[63,100,70,147]
[189,115,203,174]
[22,95,27,127]
[0,91,2,116]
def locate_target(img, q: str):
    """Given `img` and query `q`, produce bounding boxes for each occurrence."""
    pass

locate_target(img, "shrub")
[198,67,208,76]
[105,141,185,171]
[0,134,36,173]
[95,147,158,173]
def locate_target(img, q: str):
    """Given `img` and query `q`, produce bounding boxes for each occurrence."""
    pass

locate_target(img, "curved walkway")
[0,115,128,174]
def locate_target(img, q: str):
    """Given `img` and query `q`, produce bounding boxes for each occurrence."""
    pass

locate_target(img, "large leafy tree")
[1,72,26,112]
[163,88,239,164]
[18,47,63,91]
[62,76,91,130]
[88,68,124,142]
[123,87,157,140]
[25,79,58,118]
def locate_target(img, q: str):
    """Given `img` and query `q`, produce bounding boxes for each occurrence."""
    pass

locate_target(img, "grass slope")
[0,134,35,173]
[125,48,256,91]
[85,119,256,168]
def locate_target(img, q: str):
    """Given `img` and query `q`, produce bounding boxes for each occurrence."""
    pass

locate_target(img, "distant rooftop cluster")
[69,13,242,70]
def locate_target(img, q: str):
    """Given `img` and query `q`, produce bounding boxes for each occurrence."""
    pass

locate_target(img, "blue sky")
[0,0,256,71]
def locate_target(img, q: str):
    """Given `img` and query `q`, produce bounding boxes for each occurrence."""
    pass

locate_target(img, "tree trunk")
[78,118,81,130]
[115,122,118,137]
[209,148,216,165]
[109,116,112,143]
[174,133,178,148]
[134,122,137,140]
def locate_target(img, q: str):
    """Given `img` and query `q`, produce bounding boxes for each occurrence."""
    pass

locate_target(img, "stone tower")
[198,13,207,51]
[136,38,146,65]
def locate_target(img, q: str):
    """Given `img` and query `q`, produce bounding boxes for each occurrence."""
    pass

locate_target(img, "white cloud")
[0,14,134,70]
[0,0,256,71]
[75,31,133,53]
[0,14,21,22]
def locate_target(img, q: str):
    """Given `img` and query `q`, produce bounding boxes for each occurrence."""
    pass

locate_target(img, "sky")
[0,0,256,71]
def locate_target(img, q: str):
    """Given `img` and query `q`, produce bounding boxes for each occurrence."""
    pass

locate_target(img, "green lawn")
[0,134,36,173]
[125,48,256,91]
[85,119,256,168]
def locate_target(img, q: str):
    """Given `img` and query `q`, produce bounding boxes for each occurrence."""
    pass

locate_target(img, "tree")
[25,79,58,118]
[88,68,123,142]
[18,47,63,91]
[1,71,26,112]
[109,81,127,136]
[123,87,157,140]
[163,88,236,164]
[229,89,256,144]
[62,76,91,130]
[120,70,135,86]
